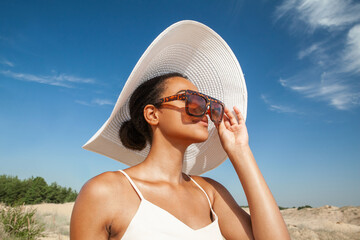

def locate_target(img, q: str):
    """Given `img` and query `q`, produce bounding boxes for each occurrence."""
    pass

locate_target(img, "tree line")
[0,175,78,206]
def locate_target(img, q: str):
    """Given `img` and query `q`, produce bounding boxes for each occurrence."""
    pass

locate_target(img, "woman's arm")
[214,106,290,240]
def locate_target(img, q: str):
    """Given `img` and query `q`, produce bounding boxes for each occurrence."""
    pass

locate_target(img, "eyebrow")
[175,89,187,94]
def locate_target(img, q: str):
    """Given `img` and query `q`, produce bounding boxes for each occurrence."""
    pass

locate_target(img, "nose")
[203,108,210,122]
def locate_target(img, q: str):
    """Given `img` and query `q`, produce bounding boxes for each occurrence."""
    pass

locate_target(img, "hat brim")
[83,20,247,175]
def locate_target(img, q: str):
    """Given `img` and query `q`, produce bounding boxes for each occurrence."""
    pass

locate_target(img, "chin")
[192,138,208,144]
[190,129,209,143]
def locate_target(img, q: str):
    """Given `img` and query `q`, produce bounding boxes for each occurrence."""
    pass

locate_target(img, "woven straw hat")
[83,20,247,175]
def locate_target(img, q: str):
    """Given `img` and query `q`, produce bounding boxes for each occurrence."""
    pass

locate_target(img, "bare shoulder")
[191,175,228,191]
[79,171,127,197]
[74,170,137,208]
[190,175,230,203]
[71,170,136,223]
[70,170,137,239]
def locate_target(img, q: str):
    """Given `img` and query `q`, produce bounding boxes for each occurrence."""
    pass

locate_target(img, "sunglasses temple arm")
[156,93,186,105]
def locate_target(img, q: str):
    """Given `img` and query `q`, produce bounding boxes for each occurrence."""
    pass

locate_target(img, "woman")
[70,21,290,240]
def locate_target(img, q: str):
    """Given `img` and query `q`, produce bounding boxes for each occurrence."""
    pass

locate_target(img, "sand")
[282,205,360,240]
[13,203,360,239]
[25,202,74,240]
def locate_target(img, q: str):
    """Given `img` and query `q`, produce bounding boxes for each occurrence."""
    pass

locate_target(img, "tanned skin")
[70,77,290,240]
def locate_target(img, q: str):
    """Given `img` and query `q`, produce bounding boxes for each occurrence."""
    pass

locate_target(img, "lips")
[199,117,208,126]
[192,116,208,126]
[201,119,208,124]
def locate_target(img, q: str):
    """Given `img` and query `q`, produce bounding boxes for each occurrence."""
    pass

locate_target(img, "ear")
[144,104,159,126]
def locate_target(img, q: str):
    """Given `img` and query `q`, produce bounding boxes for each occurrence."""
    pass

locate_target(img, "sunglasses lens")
[210,102,224,123]
[187,94,207,116]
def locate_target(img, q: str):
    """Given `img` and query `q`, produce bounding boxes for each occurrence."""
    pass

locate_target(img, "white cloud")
[274,0,360,111]
[261,94,300,114]
[52,74,95,84]
[0,70,95,88]
[75,99,114,107]
[275,0,297,21]
[275,0,360,31]
[298,43,321,59]
[0,59,14,67]
[279,78,288,87]
[279,74,360,110]
[92,99,113,106]
[75,100,91,106]
[342,24,360,74]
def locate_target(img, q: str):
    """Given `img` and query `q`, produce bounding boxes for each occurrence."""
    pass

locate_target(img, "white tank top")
[118,170,223,240]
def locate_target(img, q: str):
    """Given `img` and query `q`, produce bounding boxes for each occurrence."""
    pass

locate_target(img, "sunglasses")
[155,90,225,124]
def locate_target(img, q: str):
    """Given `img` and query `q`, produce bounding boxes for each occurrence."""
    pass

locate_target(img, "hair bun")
[119,120,147,151]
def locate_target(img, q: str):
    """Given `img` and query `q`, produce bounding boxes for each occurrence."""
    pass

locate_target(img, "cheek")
[159,111,209,142]
[161,108,192,125]
[159,111,188,133]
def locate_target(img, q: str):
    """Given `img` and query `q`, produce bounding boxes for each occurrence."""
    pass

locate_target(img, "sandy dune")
[24,203,360,239]
[282,205,360,240]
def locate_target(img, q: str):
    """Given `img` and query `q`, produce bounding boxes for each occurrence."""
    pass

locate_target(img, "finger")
[233,106,244,123]
[224,107,238,125]
[223,114,231,129]
[216,117,225,132]
[216,113,230,134]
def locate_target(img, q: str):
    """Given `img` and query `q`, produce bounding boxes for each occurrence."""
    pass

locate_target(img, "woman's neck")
[140,134,189,184]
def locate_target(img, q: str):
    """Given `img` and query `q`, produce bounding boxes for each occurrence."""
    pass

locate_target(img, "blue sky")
[1,0,359,207]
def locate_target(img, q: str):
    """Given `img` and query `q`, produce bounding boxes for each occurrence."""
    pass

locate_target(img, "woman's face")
[156,76,209,145]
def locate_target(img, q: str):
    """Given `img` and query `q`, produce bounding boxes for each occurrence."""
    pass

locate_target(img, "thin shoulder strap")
[118,170,144,200]
[188,175,214,211]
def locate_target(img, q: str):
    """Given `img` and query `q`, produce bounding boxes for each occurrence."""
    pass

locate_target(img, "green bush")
[279,206,289,210]
[0,204,45,240]
[0,175,78,205]
[297,205,312,210]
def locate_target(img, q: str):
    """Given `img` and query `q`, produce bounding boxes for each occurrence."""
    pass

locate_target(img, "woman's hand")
[216,106,249,155]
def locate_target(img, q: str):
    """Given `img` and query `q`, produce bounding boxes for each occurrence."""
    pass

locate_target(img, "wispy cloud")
[75,100,91,106]
[275,0,360,31]
[261,94,300,114]
[298,43,321,60]
[92,99,113,106]
[274,0,360,111]
[0,58,14,67]
[75,98,114,107]
[0,70,95,88]
[342,24,360,74]
[279,75,360,110]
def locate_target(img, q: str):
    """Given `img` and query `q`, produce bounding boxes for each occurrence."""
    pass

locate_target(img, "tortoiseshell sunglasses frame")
[155,89,225,123]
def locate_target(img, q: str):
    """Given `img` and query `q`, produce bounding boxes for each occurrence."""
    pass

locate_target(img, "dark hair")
[119,72,187,150]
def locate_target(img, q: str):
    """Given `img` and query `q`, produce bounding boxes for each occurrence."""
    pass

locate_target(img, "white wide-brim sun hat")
[83,20,247,175]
